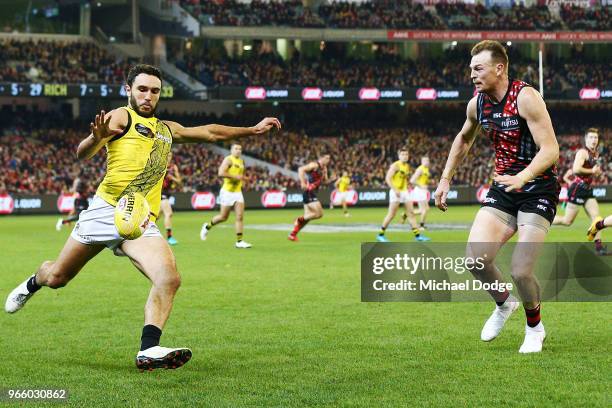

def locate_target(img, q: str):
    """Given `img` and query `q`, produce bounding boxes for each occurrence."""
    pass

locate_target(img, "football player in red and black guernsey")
[160,157,182,246]
[434,40,560,353]
[553,128,606,254]
[56,180,91,231]
[288,152,331,241]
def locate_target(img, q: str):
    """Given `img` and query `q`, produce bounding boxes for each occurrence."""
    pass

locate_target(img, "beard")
[129,94,157,118]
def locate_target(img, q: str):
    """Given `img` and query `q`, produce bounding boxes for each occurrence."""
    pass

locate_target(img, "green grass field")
[1,204,610,407]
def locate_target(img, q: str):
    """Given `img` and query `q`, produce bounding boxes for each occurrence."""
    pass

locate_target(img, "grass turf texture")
[1,204,610,407]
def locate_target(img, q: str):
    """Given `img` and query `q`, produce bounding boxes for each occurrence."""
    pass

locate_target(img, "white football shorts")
[219,188,244,207]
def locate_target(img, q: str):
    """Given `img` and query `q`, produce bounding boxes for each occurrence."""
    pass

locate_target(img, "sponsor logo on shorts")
[538,199,550,204]
[483,197,497,204]
[536,204,549,212]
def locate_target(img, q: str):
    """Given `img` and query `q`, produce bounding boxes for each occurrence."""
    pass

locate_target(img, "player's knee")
[155,270,181,292]
[235,214,243,222]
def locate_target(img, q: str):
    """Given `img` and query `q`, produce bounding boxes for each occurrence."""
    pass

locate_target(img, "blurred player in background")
[200,143,251,248]
[5,64,281,371]
[409,156,432,230]
[56,179,90,231]
[552,128,605,254]
[160,156,182,246]
[288,152,330,241]
[377,147,430,242]
[587,214,611,241]
[435,40,560,353]
[333,170,352,217]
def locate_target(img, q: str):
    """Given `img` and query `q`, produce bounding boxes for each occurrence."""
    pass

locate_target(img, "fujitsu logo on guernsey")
[501,117,519,128]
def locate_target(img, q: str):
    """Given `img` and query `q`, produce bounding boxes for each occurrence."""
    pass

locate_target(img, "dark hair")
[319,151,331,158]
[126,64,162,87]
[398,146,409,153]
[471,40,509,71]
[585,127,599,136]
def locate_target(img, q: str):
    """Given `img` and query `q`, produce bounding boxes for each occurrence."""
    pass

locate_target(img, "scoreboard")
[0,83,174,98]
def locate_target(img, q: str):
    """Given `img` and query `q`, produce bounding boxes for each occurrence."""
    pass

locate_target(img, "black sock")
[26,275,41,293]
[595,220,605,230]
[206,220,215,230]
[140,324,162,351]
[412,228,420,237]
[379,226,386,236]
[420,222,425,227]
[594,239,603,251]
[237,233,243,242]
[166,228,172,238]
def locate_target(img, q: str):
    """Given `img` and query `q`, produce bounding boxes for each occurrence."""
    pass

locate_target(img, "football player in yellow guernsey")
[333,171,352,217]
[4,64,281,371]
[200,143,252,248]
[409,156,432,230]
[376,146,430,242]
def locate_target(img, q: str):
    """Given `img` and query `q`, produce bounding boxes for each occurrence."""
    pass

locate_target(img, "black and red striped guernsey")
[574,148,598,186]
[306,162,324,191]
[477,79,557,183]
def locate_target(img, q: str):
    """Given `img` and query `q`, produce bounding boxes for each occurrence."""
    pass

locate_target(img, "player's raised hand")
[252,117,281,135]
[90,110,122,142]
[434,178,450,212]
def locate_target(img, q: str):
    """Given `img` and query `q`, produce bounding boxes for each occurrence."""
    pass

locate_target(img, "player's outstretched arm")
[434,97,480,211]
[77,109,127,160]
[494,87,559,192]
[165,117,281,144]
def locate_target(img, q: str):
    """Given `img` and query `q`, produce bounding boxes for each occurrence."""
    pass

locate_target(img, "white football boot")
[5,275,37,313]
[519,323,546,354]
[235,241,252,249]
[480,295,520,341]
[136,346,192,371]
[199,223,209,241]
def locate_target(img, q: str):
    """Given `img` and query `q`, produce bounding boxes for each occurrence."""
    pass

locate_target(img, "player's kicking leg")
[120,236,192,370]
[5,237,104,313]
[466,208,520,343]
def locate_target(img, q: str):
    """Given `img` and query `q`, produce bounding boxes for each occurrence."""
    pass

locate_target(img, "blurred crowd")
[0,39,137,83]
[176,43,610,90]
[180,0,610,31]
[1,107,609,195]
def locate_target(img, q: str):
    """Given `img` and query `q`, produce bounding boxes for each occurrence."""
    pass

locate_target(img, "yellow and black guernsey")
[96,106,172,219]
[221,155,245,192]
[391,160,410,191]
[415,164,430,188]
[338,176,351,192]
